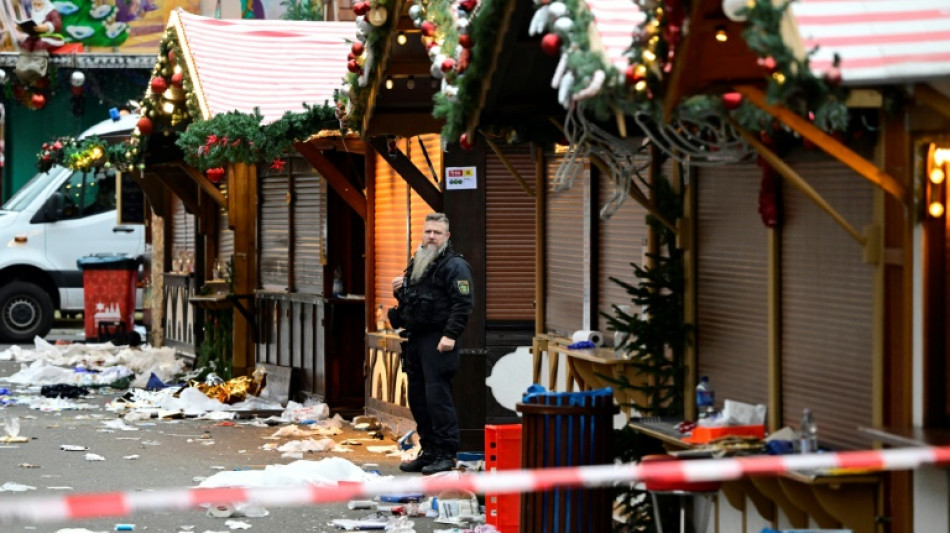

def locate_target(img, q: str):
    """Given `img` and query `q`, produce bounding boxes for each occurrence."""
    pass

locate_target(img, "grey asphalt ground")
[0,318,458,533]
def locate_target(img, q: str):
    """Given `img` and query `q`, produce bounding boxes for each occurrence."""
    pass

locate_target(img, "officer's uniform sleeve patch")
[456,280,471,295]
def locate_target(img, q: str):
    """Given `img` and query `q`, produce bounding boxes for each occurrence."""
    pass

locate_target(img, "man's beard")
[411,243,445,282]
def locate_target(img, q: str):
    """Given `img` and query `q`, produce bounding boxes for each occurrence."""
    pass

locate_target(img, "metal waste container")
[77,253,139,342]
[516,385,617,533]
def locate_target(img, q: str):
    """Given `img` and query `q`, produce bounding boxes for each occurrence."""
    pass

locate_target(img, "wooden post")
[229,162,258,376]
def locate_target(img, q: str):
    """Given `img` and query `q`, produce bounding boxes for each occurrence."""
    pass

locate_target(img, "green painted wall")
[3,69,147,202]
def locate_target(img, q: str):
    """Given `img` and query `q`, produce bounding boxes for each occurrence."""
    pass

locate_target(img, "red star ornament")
[270,158,286,171]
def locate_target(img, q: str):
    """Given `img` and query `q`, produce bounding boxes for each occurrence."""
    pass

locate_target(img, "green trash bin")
[516,385,618,533]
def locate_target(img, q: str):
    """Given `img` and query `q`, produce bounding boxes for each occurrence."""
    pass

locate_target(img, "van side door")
[44,169,145,310]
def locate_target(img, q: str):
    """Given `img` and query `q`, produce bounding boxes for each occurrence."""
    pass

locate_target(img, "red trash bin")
[76,254,139,342]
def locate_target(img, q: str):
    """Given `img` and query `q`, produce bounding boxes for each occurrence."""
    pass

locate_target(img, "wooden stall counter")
[629,419,882,533]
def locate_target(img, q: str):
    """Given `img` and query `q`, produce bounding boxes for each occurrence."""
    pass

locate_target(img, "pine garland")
[741,0,849,132]
[338,2,399,133]
[176,103,338,171]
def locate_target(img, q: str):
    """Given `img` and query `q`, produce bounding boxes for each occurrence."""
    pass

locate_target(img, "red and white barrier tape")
[2,445,949,524]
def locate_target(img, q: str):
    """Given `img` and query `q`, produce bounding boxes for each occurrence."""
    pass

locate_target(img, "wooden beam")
[463,0,519,137]
[368,136,443,212]
[914,84,950,121]
[151,165,199,214]
[360,0,407,136]
[294,140,367,220]
[732,120,867,246]
[178,163,227,208]
[735,84,908,204]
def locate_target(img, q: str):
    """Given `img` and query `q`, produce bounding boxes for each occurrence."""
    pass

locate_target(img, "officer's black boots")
[399,449,436,473]
[420,453,456,475]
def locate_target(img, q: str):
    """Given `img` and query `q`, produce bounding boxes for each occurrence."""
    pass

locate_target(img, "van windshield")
[1,167,65,212]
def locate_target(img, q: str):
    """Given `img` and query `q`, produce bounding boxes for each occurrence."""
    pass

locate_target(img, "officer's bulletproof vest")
[399,252,457,330]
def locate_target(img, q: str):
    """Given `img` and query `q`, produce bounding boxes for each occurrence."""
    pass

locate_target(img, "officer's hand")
[392,276,404,291]
[437,336,455,352]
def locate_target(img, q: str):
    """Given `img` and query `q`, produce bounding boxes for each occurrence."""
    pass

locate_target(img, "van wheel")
[0,282,54,343]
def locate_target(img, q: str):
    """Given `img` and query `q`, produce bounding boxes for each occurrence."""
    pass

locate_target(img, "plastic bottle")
[695,375,715,418]
[800,408,818,454]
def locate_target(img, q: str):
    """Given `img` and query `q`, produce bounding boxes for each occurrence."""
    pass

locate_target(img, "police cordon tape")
[1,445,949,524]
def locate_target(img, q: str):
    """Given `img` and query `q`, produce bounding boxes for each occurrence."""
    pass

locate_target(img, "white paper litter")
[1,360,133,387]
[197,457,389,488]
[84,453,105,461]
[275,438,337,454]
[102,419,139,431]
[0,481,36,492]
[224,519,252,529]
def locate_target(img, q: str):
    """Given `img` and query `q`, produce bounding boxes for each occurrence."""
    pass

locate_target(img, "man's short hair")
[426,212,450,231]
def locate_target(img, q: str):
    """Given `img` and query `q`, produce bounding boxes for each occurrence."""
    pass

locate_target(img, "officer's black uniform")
[389,242,473,472]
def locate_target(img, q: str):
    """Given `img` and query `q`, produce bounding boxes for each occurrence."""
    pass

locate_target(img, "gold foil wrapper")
[188,370,266,404]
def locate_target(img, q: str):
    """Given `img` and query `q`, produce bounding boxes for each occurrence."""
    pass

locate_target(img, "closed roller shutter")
[409,134,441,242]
[695,163,770,409]
[170,194,195,261]
[781,150,874,450]
[545,152,589,336]
[260,169,290,291]
[375,146,411,311]
[486,144,536,321]
[217,205,233,269]
[293,158,326,295]
[597,140,650,332]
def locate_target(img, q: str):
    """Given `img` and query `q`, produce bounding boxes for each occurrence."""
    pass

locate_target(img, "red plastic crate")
[485,424,521,533]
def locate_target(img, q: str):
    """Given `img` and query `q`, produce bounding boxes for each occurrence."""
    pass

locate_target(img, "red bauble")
[541,33,561,56]
[347,52,355,61]
[353,1,369,15]
[171,72,184,88]
[824,67,842,86]
[347,60,361,73]
[441,58,456,72]
[624,64,644,85]
[137,117,154,136]
[150,77,168,94]
[206,167,225,184]
[459,132,474,150]
[721,92,742,110]
[52,141,62,150]
[31,93,46,109]
[458,34,474,49]
[459,0,477,11]
[457,49,471,73]
[167,50,176,64]
[420,21,436,37]
[757,56,777,73]
[351,41,365,56]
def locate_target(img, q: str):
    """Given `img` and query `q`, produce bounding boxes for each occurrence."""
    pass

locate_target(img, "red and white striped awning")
[169,10,353,124]
[789,0,950,85]
[585,0,644,72]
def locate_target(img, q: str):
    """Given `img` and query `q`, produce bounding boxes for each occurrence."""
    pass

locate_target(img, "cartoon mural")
[0,0,199,52]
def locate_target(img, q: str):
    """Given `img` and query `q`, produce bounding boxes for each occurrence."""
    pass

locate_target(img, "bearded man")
[388,213,473,475]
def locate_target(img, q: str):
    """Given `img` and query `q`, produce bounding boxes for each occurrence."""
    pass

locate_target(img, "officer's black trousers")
[404,329,460,455]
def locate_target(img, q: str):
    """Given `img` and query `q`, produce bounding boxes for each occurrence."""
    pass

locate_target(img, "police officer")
[388,213,473,474]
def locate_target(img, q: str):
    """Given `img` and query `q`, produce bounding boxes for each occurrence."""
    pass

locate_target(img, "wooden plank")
[294,140,367,220]
[915,84,950,121]
[365,141,377,334]
[152,165,199,214]
[735,84,907,204]
[300,135,367,154]
[368,136,443,212]
[230,162,258,376]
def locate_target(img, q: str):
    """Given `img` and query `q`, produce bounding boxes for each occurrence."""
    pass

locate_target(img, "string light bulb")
[385,77,394,90]
[406,76,416,89]
[715,26,728,42]
[929,202,944,218]
[397,32,407,45]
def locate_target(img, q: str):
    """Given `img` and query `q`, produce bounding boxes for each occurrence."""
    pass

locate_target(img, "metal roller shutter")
[597,141,650,333]
[485,144,536,321]
[375,146,411,312]
[170,194,195,259]
[293,159,326,295]
[780,150,874,450]
[259,169,290,291]
[695,163,770,409]
[409,134,441,239]
[216,205,233,271]
[545,152,589,336]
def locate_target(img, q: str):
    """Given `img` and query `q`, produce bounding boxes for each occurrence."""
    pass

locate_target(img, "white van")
[0,114,145,342]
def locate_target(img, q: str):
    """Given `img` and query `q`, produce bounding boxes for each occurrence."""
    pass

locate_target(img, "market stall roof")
[169,10,353,123]
[788,0,950,85]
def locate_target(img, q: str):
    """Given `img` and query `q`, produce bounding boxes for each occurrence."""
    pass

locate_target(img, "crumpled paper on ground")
[1,360,133,387]
[197,457,389,488]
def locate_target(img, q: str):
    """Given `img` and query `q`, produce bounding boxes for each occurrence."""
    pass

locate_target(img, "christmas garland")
[35,135,129,173]
[176,103,338,171]
[337,0,400,132]
[431,0,506,144]
[739,0,848,132]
